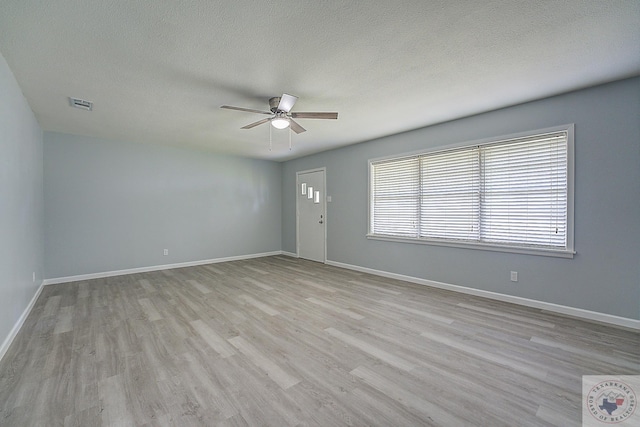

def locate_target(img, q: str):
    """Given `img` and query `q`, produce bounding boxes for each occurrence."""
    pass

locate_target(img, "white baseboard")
[0,281,45,362]
[326,260,640,330]
[43,251,283,286]
[280,251,298,258]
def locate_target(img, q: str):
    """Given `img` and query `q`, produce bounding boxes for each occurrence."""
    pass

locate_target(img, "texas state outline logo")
[583,376,639,426]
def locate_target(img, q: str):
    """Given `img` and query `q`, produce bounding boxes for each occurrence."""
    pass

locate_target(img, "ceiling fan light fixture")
[271,117,290,129]
[221,94,336,136]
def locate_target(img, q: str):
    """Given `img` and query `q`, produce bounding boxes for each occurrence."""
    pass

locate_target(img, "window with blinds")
[369,126,574,256]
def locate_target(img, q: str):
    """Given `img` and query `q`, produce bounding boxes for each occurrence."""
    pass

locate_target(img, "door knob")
[319,219,324,224]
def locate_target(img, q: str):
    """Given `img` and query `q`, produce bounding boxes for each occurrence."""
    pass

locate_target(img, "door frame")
[296,167,327,263]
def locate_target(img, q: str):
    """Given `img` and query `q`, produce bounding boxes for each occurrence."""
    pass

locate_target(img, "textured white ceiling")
[1,1,639,161]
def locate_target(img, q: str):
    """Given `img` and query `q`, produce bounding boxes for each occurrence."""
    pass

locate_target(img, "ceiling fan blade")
[290,112,338,120]
[289,118,306,134]
[241,117,271,129]
[221,105,271,115]
[277,94,298,113]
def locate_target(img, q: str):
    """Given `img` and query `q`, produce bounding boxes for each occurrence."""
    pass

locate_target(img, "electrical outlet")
[510,271,518,282]
[163,249,168,256]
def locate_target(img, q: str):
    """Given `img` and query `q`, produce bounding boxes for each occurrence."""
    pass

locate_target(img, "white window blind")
[371,157,419,238]
[369,127,572,255]
[420,149,479,241]
[480,134,568,248]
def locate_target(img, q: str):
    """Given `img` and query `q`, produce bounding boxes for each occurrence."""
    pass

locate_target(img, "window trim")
[367,124,575,258]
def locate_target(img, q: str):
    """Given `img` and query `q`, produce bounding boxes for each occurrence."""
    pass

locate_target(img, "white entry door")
[296,168,326,263]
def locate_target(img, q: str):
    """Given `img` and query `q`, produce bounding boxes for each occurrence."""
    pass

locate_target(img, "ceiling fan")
[221,94,338,134]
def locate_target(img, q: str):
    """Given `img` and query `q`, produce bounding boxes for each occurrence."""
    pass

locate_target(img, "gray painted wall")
[282,77,640,320]
[0,52,44,345]
[44,133,281,278]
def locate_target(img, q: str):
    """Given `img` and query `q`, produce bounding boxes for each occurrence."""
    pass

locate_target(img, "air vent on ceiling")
[69,97,93,111]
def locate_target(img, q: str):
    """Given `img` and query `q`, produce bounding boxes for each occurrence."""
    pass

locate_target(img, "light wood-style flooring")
[1,256,638,426]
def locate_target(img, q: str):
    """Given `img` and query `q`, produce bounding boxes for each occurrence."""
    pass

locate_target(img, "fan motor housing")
[269,97,281,113]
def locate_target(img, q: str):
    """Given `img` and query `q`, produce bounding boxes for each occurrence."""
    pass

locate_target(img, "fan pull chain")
[289,126,292,150]
[269,123,272,151]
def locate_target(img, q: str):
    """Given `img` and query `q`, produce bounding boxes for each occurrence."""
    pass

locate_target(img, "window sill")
[366,234,575,259]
